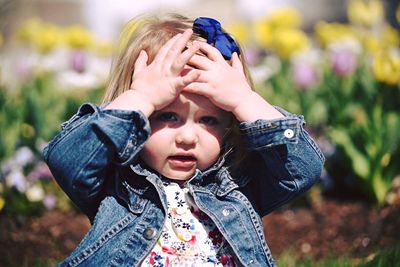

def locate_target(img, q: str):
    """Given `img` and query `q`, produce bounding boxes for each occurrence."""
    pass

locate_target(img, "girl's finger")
[133,50,148,76]
[152,33,182,64]
[171,40,200,73]
[176,69,201,88]
[187,53,213,71]
[183,82,212,97]
[195,41,225,62]
[165,29,194,64]
[231,52,244,72]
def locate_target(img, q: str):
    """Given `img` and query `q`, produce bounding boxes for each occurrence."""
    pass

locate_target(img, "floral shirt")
[141,180,236,267]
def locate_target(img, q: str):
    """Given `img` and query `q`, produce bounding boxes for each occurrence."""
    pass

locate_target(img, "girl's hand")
[185,41,284,121]
[105,29,200,117]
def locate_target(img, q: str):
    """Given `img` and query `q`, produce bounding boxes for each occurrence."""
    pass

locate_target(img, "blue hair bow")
[193,17,240,60]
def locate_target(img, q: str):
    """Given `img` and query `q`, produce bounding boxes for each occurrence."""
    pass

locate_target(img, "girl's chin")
[161,170,196,181]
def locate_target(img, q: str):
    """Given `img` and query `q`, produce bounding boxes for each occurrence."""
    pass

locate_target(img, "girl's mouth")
[168,155,197,169]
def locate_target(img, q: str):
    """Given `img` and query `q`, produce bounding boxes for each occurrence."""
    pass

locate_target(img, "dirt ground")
[1,198,399,266]
[263,199,400,260]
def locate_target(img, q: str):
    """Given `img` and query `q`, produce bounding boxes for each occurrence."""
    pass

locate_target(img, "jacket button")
[284,129,294,139]
[143,227,157,240]
[222,208,230,216]
[132,204,141,210]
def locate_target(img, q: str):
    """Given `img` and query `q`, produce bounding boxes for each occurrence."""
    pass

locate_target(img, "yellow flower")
[16,17,42,44]
[16,18,62,53]
[226,21,250,46]
[271,28,310,59]
[363,34,382,54]
[253,19,274,49]
[0,196,4,211]
[347,0,384,27]
[253,7,302,49]
[63,25,93,49]
[268,7,302,29]
[32,23,62,54]
[362,26,400,54]
[21,123,35,138]
[315,21,355,47]
[372,50,400,85]
[397,4,400,23]
[382,25,400,47]
[92,39,113,56]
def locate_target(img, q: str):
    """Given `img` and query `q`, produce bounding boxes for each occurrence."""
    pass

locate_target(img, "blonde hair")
[103,13,254,169]
[103,13,254,103]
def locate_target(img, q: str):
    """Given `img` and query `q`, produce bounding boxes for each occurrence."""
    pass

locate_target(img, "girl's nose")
[175,124,198,145]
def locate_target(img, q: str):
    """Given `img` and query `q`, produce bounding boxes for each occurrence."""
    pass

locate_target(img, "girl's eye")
[199,116,219,126]
[156,112,178,122]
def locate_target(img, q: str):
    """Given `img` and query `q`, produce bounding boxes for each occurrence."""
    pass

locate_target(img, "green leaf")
[328,128,370,179]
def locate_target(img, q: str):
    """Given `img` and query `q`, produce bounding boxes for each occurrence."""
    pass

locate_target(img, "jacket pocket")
[63,197,137,267]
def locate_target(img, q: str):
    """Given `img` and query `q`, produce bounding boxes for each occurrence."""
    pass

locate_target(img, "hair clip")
[193,17,240,60]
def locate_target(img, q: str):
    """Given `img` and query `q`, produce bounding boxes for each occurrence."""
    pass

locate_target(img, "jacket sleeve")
[42,103,150,219]
[239,107,325,217]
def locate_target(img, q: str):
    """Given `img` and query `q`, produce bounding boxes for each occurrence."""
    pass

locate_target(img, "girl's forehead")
[166,93,224,114]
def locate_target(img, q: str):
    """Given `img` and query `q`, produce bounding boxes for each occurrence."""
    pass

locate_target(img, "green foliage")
[260,58,400,205]
[0,76,103,160]
[2,187,44,218]
[360,245,400,267]
[278,245,400,267]
[0,87,21,160]
[0,74,103,219]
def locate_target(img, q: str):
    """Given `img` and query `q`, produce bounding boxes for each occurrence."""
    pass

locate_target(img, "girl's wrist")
[104,90,155,117]
[232,91,284,122]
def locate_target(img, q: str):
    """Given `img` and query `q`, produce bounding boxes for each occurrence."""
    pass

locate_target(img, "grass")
[277,244,400,267]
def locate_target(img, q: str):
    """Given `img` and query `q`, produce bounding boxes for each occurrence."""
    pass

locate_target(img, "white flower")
[55,70,101,90]
[292,49,322,66]
[14,146,34,167]
[328,37,362,56]
[26,185,45,202]
[250,55,282,84]
[5,169,28,192]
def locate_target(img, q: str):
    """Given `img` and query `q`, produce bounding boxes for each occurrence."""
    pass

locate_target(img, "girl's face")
[140,93,231,180]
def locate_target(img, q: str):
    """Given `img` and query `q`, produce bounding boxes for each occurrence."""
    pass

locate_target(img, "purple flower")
[17,60,34,81]
[331,50,357,77]
[43,194,57,210]
[243,47,260,66]
[71,51,86,73]
[293,62,318,89]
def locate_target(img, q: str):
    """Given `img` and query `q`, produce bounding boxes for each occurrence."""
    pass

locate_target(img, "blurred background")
[0,0,399,266]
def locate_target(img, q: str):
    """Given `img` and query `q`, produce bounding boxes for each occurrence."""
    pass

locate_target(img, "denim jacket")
[43,103,324,267]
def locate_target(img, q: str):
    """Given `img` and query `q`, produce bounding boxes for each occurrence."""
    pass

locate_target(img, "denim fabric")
[43,103,324,267]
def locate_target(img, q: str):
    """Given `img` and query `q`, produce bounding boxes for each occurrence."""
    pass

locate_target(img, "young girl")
[44,13,324,267]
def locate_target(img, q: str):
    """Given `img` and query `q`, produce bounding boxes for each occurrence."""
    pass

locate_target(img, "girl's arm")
[43,104,150,220]
[238,108,325,216]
